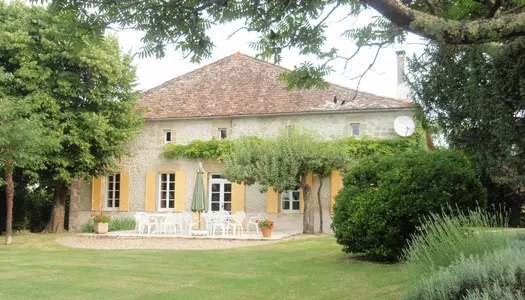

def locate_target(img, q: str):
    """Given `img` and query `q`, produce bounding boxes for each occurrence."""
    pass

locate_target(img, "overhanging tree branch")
[362,0,525,44]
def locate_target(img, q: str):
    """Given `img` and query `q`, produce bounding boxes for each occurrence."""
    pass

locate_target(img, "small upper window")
[351,123,360,136]
[285,124,295,134]
[218,128,227,139]
[164,130,172,143]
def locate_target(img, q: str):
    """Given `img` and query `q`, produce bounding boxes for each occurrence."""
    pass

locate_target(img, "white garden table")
[145,213,169,234]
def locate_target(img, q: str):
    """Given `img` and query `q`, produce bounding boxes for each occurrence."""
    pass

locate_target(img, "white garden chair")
[138,213,156,234]
[229,212,246,235]
[210,211,229,236]
[201,212,214,235]
[247,213,262,234]
[180,212,198,235]
[134,212,144,233]
[164,213,183,234]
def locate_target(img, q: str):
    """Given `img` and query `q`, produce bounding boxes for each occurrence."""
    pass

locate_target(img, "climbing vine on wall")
[161,138,232,160]
[161,134,422,161]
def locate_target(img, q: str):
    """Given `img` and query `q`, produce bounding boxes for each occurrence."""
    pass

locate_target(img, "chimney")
[395,50,410,101]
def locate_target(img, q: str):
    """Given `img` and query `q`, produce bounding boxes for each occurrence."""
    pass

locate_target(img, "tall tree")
[0,99,58,244]
[224,129,321,234]
[407,42,525,222]
[0,1,143,232]
[39,0,525,90]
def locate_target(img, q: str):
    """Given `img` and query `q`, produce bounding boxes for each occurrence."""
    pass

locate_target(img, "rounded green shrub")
[332,150,486,261]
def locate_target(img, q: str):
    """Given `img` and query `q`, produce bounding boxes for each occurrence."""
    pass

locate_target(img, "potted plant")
[257,219,275,238]
[91,211,111,234]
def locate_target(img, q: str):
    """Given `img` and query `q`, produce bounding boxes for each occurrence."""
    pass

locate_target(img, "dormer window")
[218,128,227,139]
[164,130,172,143]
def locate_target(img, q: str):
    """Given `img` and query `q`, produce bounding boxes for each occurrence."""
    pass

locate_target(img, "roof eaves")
[144,107,416,121]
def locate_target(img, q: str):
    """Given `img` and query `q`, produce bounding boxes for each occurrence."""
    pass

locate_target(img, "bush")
[108,218,136,231]
[332,150,486,261]
[81,219,94,233]
[81,217,135,233]
[402,240,525,300]
[402,209,510,281]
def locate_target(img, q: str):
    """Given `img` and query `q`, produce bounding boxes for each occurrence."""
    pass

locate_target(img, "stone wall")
[69,109,412,232]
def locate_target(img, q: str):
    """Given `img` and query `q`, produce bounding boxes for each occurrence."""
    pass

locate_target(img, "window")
[281,188,300,213]
[158,173,175,210]
[209,174,232,212]
[218,128,228,139]
[106,174,120,209]
[351,123,360,136]
[164,130,172,143]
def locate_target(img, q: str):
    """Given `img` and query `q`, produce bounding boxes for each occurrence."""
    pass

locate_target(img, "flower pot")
[94,222,108,234]
[261,227,272,238]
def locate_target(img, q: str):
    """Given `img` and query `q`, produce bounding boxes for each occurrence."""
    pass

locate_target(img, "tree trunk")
[317,177,324,233]
[301,181,308,234]
[425,129,435,151]
[43,184,68,233]
[4,157,13,245]
[301,178,315,234]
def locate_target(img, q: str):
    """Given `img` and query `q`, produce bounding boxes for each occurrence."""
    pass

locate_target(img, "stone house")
[68,52,414,232]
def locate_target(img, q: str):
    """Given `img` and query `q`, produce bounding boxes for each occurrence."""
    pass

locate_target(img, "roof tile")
[140,53,414,119]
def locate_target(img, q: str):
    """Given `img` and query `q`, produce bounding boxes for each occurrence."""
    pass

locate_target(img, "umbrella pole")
[198,211,201,229]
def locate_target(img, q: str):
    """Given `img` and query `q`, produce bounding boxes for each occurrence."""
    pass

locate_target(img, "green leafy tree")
[36,0,525,90]
[407,43,525,224]
[224,128,321,234]
[0,99,58,244]
[0,1,143,232]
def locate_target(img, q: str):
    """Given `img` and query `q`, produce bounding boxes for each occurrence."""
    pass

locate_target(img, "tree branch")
[361,0,525,44]
[487,0,503,17]
[347,43,386,100]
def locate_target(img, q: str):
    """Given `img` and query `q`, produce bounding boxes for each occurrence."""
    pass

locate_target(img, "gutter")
[144,107,415,121]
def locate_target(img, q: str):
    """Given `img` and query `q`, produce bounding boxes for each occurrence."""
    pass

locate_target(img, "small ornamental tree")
[332,150,486,261]
[311,141,349,233]
[224,128,321,234]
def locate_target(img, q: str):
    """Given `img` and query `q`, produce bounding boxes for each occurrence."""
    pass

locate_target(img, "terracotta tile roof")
[140,53,414,119]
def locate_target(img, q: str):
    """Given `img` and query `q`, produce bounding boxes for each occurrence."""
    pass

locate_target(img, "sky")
[115,8,425,98]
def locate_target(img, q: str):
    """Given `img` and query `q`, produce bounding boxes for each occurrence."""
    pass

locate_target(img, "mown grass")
[0,234,406,300]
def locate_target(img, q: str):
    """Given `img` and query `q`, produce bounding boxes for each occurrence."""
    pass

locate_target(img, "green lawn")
[0,235,407,300]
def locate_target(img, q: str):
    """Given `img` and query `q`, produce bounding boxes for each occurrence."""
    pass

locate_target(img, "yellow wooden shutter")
[91,176,104,211]
[174,171,186,212]
[231,182,245,213]
[145,172,156,212]
[266,187,279,214]
[300,173,314,213]
[119,171,130,212]
[330,170,344,214]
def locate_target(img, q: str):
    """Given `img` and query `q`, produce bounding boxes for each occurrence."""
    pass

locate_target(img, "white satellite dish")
[394,116,415,137]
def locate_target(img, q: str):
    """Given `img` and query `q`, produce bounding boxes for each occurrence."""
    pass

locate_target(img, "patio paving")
[57,230,318,250]
[82,230,301,241]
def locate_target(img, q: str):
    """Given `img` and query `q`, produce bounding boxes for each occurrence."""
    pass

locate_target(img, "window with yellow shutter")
[158,173,175,210]
[105,174,120,209]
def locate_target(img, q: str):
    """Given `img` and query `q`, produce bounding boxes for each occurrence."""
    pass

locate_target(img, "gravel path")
[55,234,328,250]
[56,236,275,250]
